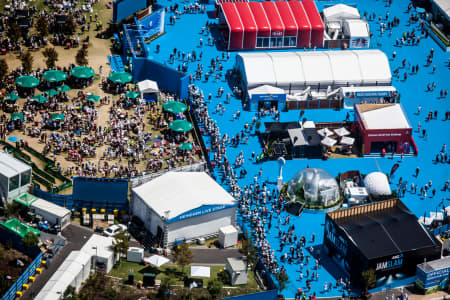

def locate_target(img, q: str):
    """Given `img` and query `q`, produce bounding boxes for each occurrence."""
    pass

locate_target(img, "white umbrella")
[317,127,333,137]
[144,255,170,267]
[334,127,350,137]
[340,136,355,145]
[321,136,337,147]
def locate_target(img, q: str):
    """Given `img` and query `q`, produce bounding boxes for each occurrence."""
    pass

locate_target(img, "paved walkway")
[191,247,243,264]
[22,224,93,299]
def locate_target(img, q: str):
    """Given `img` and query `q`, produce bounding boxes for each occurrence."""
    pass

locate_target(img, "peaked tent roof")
[323,4,360,22]
[137,80,159,94]
[248,85,285,97]
[357,104,411,130]
[343,19,370,37]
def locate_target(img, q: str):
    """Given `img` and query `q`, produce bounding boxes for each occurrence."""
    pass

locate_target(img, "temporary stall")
[226,258,248,285]
[127,247,144,263]
[0,151,32,203]
[35,251,91,300]
[247,85,286,111]
[236,50,392,92]
[218,225,238,248]
[137,79,160,102]
[343,19,370,48]
[81,234,116,273]
[220,0,323,50]
[30,198,71,229]
[323,4,360,24]
[131,172,237,247]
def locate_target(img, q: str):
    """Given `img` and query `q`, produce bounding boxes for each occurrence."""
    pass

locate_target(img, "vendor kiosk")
[247,85,286,111]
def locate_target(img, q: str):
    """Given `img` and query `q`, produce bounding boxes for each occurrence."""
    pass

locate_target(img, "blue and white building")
[131,172,237,247]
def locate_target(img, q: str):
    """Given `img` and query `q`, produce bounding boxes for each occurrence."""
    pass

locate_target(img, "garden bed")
[0,244,33,296]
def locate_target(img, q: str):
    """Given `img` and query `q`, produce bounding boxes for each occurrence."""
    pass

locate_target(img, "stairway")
[108,55,125,72]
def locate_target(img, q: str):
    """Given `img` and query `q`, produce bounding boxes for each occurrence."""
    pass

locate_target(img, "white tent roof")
[323,4,360,22]
[340,136,355,145]
[364,172,391,196]
[137,80,159,94]
[132,172,236,220]
[359,104,411,129]
[144,255,170,267]
[248,85,285,97]
[433,0,450,19]
[81,234,114,260]
[237,50,391,90]
[343,19,369,38]
[31,198,71,218]
[321,136,337,147]
[0,151,31,178]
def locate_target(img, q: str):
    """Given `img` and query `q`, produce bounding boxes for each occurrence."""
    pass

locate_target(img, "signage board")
[167,204,237,224]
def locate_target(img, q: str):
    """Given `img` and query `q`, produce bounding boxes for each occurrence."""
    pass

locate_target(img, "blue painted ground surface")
[143,0,450,297]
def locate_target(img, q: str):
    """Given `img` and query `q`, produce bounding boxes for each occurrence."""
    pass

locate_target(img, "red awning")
[235,2,257,49]
[288,0,311,47]
[221,3,244,49]
[301,0,324,47]
[261,1,284,37]
[275,1,297,37]
[248,2,270,37]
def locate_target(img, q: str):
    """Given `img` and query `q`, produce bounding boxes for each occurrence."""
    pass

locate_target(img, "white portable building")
[218,225,238,248]
[236,50,391,92]
[0,151,32,203]
[30,198,71,229]
[127,247,144,263]
[226,257,248,285]
[343,19,370,48]
[80,234,116,273]
[323,4,360,24]
[35,251,91,300]
[131,172,237,247]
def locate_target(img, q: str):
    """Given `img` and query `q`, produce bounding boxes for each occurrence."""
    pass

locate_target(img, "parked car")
[103,224,127,237]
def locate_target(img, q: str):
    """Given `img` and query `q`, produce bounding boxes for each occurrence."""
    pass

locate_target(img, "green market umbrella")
[125,91,139,99]
[57,84,72,92]
[108,72,132,84]
[70,66,95,79]
[45,89,59,97]
[11,113,24,121]
[15,75,39,88]
[42,70,68,82]
[52,113,65,121]
[4,93,20,101]
[86,94,100,102]
[31,94,48,103]
[163,101,187,114]
[179,142,193,150]
[169,120,193,132]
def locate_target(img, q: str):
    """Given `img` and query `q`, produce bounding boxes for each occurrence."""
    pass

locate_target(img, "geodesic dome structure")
[286,168,340,207]
[364,172,391,195]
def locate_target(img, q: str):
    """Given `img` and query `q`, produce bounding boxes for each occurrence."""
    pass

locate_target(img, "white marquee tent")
[236,50,391,92]
[343,19,370,38]
[137,79,160,100]
[323,4,360,24]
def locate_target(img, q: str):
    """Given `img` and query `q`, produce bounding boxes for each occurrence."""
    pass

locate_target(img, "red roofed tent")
[248,2,270,48]
[288,0,311,48]
[261,1,284,40]
[301,0,324,47]
[275,1,298,48]
[221,2,244,50]
[235,2,257,49]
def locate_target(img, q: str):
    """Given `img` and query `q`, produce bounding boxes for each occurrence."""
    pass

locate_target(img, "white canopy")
[317,128,333,137]
[137,80,159,94]
[343,19,370,38]
[132,172,236,220]
[321,136,337,147]
[340,136,355,145]
[191,266,211,277]
[236,50,391,91]
[334,127,350,137]
[144,255,170,267]
[248,85,285,98]
[358,104,411,130]
[323,4,360,23]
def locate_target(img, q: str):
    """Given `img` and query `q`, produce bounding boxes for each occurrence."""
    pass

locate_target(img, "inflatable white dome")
[364,172,391,195]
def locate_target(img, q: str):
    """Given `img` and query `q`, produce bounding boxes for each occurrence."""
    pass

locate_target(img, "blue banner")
[167,204,237,223]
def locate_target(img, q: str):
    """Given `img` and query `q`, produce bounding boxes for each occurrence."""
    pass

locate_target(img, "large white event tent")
[131,172,237,247]
[235,50,392,92]
[323,4,360,24]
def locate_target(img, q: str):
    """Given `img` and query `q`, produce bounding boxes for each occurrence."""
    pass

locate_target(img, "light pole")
[92,246,98,272]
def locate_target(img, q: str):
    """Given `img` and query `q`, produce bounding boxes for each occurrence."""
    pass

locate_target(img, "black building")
[322,199,441,285]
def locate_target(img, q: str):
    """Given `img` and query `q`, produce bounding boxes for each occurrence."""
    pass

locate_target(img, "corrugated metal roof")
[0,151,31,178]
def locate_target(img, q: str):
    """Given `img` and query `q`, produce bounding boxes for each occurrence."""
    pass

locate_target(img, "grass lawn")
[109,261,259,289]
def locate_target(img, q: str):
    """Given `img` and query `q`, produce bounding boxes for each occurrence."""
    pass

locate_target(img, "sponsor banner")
[167,204,237,223]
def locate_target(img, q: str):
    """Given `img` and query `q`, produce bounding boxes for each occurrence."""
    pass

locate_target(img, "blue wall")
[33,188,74,209]
[113,0,148,23]
[221,289,278,300]
[132,57,190,99]
[135,8,165,39]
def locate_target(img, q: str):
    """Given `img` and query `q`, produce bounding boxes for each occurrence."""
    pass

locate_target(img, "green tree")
[35,16,49,38]
[207,278,223,299]
[21,51,34,73]
[42,48,59,69]
[361,269,376,295]
[157,274,176,300]
[0,59,8,81]
[22,231,39,248]
[75,48,88,66]
[7,23,21,43]
[172,242,193,274]
[0,271,10,296]
[112,231,129,265]
[276,271,290,292]
[239,232,257,270]
[63,285,78,300]
[64,16,76,36]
